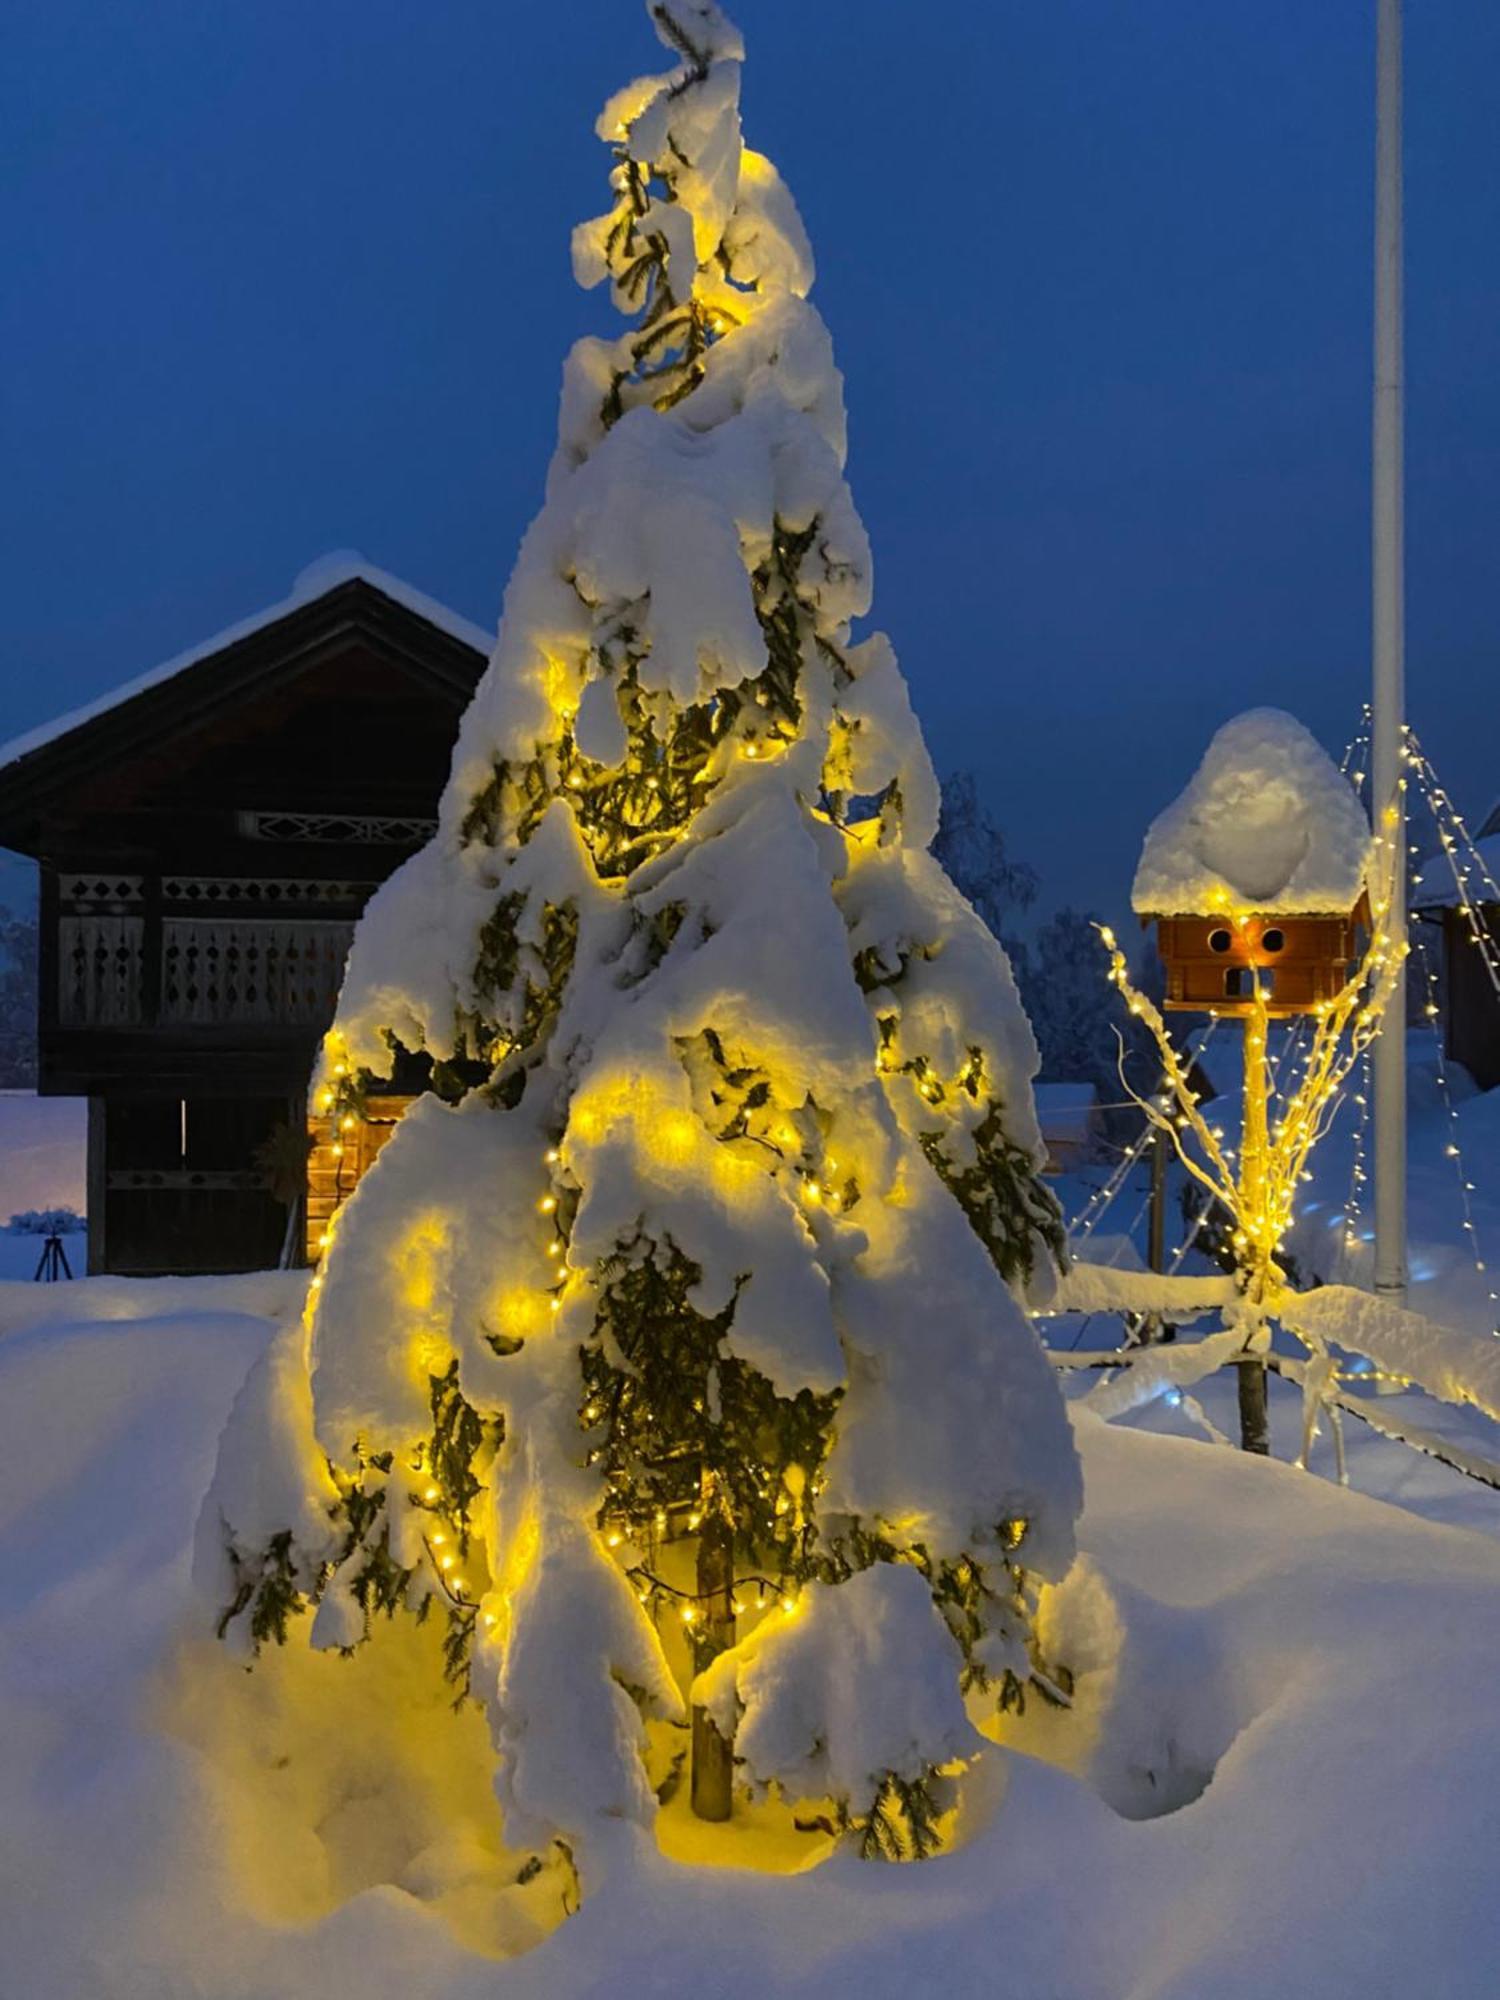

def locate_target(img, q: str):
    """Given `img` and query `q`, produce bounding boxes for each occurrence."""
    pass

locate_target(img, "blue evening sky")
[3,1,1496,926]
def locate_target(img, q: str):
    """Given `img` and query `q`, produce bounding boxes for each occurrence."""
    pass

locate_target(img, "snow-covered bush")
[198,0,1080,1872]
[6,1206,84,1235]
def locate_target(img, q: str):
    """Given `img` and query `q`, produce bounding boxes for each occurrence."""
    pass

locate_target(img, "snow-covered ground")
[2,1270,1498,1998]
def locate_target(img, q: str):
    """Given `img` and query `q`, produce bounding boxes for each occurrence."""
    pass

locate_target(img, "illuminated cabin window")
[306,1094,415,1261]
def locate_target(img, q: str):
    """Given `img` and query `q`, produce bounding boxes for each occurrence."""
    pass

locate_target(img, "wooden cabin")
[1413,805,1500,1090]
[0,556,488,1274]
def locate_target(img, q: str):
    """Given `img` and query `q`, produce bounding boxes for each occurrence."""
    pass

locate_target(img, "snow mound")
[1133,708,1371,916]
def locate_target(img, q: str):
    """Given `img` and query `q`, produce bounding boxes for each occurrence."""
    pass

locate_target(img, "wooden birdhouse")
[306,1093,416,1261]
[1132,709,1374,1020]
[1151,905,1367,1017]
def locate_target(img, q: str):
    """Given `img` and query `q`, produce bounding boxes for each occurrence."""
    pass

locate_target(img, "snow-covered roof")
[1413,834,1500,912]
[1132,708,1372,918]
[0,552,494,776]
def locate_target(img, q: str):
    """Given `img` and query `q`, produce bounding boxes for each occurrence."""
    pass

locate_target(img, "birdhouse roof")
[1132,708,1373,918]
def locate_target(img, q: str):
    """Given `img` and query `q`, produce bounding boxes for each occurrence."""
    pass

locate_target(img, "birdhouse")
[1132,709,1374,1019]
[306,1093,415,1261]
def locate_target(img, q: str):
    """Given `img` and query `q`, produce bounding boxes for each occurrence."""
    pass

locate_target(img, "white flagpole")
[1372,0,1407,1304]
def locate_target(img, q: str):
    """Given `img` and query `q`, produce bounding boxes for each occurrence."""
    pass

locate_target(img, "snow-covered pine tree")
[199,0,1081,1872]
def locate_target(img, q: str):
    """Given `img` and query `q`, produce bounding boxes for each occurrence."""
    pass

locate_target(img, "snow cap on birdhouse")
[1132,708,1374,1016]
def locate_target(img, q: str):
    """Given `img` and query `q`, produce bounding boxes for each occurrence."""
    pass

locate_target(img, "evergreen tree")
[1014,908,1161,1136]
[200,0,1080,1873]
[0,904,38,1089]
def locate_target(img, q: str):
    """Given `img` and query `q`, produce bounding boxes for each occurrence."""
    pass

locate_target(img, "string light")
[1100,811,1405,1317]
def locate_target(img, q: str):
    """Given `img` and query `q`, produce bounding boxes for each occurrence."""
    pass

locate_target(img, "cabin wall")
[1444,906,1500,1090]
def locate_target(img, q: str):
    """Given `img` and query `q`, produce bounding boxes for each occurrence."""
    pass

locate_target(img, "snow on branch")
[1048,1261,1236,1323]
[1279,1285,1500,1428]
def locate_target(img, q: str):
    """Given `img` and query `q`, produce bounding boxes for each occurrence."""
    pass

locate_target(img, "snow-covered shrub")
[198,0,1081,1872]
[6,1206,84,1235]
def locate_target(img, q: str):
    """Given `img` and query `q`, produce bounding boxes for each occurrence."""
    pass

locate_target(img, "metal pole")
[1372,0,1407,1305]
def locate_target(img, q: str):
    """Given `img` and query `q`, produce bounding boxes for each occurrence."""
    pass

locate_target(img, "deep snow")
[2,1279,1498,1999]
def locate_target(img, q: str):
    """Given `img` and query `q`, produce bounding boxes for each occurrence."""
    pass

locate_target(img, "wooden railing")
[53,875,363,1032]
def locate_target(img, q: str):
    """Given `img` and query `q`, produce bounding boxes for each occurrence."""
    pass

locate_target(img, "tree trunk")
[1236,1000,1273,1454]
[1237,1354,1270,1455]
[690,1512,736,1821]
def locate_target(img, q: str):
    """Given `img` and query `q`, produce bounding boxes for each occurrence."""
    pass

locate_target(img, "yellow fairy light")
[539,1194,557,1213]
[423,1484,439,1502]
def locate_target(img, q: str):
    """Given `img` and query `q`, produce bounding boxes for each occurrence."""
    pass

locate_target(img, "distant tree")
[932,771,1038,943]
[1012,909,1158,1134]
[0,906,38,1089]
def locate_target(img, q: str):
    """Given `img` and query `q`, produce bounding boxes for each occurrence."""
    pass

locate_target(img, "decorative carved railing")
[160,920,353,1025]
[53,874,365,1032]
[58,914,145,1026]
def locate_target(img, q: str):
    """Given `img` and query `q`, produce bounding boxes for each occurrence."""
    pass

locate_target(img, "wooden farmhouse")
[0,556,488,1274]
